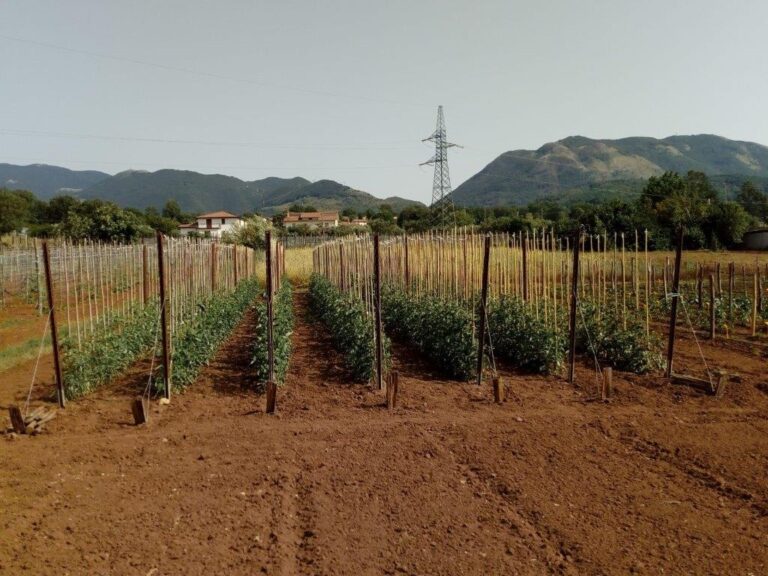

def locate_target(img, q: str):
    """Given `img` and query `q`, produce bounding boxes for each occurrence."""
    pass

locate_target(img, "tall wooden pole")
[404,234,410,289]
[265,231,277,413]
[42,241,65,408]
[266,231,274,382]
[156,232,171,399]
[476,234,491,385]
[522,234,529,302]
[373,234,384,390]
[665,226,684,378]
[568,229,582,385]
[142,244,150,304]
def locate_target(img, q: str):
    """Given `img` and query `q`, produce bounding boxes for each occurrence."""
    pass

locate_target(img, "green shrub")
[168,278,260,389]
[576,302,663,374]
[486,296,565,374]
[309,274,387,383]
[381,285,476,380]
[62,303,159,398]
[252,279,294,387]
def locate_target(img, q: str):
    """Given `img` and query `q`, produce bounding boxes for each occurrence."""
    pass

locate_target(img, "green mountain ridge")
[451,134,768,206]
[1,164,421,215]
[0,163,110,199]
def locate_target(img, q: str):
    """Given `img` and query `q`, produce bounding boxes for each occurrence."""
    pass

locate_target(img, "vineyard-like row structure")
[26,236,264,405]
[312,230,767,390]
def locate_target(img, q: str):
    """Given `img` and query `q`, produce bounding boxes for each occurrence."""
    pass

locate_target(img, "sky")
[1,0,767,205]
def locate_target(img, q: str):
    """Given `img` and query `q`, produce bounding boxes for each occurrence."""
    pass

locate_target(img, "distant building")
[742,228,768,250]
[283,211,339,229]
[341,217,369,227]
[178,211,244,238]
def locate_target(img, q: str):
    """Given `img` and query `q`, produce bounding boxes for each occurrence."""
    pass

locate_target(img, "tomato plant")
[252,279,294,388]
[309,274,388,383]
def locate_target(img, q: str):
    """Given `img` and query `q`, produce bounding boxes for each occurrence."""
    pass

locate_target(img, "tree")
[0,189,37,234]
[710,202,752,248]
[288,203,316,213]
[221,216,272,250]
[736,181,768,222]
[162,199,186,222]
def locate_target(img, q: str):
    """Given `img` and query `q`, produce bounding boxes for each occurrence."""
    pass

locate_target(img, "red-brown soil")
[1,292,767,575]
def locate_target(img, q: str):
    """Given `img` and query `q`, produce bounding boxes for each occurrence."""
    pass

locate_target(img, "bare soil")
[1,292,767,575]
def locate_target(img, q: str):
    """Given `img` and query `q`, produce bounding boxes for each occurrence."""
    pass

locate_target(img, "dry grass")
[285,247,314,287]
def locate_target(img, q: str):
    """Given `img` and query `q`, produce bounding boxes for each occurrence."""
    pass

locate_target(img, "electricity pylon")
[421,105,461,226]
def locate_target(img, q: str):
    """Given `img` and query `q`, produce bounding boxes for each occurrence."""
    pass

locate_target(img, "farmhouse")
[283,211,339,229]
[178,211,244,238]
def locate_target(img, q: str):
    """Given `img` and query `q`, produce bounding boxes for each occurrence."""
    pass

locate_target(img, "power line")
[0,127,423,151]
[0,34,431,109]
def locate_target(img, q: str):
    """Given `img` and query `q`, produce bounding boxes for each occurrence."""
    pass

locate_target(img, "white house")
[178,211,244,238]
[283,211,339,229]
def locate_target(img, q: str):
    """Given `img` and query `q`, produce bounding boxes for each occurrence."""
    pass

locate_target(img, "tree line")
[1,170,766,248]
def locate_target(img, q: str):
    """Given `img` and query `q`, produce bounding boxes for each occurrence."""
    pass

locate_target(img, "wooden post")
[339,242,345,292]
[42,241,65,408]
[8,405,27,434]
[266,381,277,414]
[665,226,684,378]
[601,367,613,401]
[696,264,703,309]
[492,376,504,403]
[156,232,171,399]
[522,234,529,302]
[266,231,274,383]
[211,242,218,292]
[131,396,148,425]
[728,262,734,324]
[373,234,384,391]
[568,230,582,384]
[404,234,410,289]
[386,370,399,410]
[709,273,716,340]
[233,245,239,286]
[476,234,491,385]
[142,244,150,304]
[752,271,758,337]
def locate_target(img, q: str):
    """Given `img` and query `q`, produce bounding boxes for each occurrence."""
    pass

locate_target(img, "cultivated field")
[1,232,767,575]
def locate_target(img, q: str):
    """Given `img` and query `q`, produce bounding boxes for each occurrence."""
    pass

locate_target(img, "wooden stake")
[386,370,399,410]
[373,234,383,390]
[131,396,149,425]
[709,273,716,340]
[42,241,65,408]
[665,227,684,379]
[476,234,491,385]
[266,380,277,414]
[568,230,582,385]
[157,232,171,399]
[492,376,504,403]
[266,231,274,383]
[601,367,612,401]
[142,244,150,304]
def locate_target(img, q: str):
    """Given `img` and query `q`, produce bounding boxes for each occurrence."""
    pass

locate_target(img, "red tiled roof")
[284,211,339,223]
[197,211,240,219]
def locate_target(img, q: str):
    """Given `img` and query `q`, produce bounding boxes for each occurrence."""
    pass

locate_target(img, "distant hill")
[80,170,420,215]
[0,163,109,199]
[451,134,768,206]
[0,163,422,214]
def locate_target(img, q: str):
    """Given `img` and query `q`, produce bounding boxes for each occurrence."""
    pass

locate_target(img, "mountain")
[451,134,768,206]
[77,169,419,214]
[0,163,109,199]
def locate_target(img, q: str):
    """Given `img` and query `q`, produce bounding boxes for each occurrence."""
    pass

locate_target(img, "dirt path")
[1,292,767,575]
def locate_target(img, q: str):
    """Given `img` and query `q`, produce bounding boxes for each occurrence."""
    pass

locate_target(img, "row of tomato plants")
[252,279,294,388]
[308,274,389,383]
[62,278,262,398]
[168,278,261,389]
[309,276,661,383]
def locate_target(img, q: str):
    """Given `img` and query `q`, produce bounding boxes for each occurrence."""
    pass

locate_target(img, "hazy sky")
[2,0,767,204]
